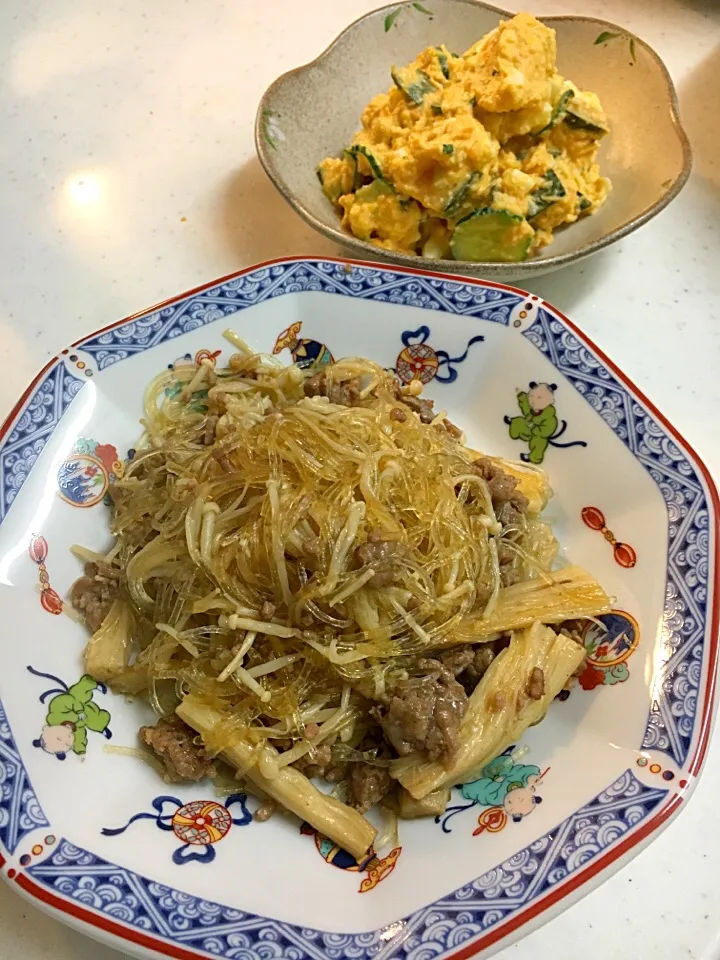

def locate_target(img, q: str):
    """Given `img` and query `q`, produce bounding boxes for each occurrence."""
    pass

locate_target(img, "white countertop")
[1,0,719,957]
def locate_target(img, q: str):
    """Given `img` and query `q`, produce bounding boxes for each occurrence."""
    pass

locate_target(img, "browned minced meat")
[69,562,119,633]
[259,600,276,620]
[303,372,362,406]
[497,541,520,588]
[355,531,404,588]
[437,646,474,676]
[442,418,463,439]
[401,394,435,424]
[303,372,327,397]
[527,666,545,700]
[294,744,348,782]
[390,407,407,423]
[439,637,510,694]
[379,662,468,764]
[212,449,235,473]
[348,763,392,813]
[140,715,216,783]
[472,457,529,515]
[495,499,526,528]
[203,416,218,446]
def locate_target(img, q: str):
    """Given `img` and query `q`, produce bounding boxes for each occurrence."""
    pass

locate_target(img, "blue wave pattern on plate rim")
[0,701,49,854]
[23,770,666,960]
[77,261,525,371]
[0,364,84,520]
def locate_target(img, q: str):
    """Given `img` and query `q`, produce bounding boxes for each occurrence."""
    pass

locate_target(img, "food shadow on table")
[217,155,615,314]
[214,156,336,265]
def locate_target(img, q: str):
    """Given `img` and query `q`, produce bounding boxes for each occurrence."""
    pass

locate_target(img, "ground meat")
[437,647,474,677]
[438,639,508,694]
[303,372,327,397]
[212,449,235,473]
[500,564,521,587]
[390,407,407,423]
[462,645,497,688]
[527,666,545,700]
[497,542,514,565]
[496,500,525,528]
[294,745,348,782]
[401,395,435,423]
[355,533,403,588]
[442,418,463,439]
[472,457,529,515]
[259,600,276,620]
[329,378,361,406]
[348,763,392,813]
[380,664,468,764]
[69,562,119,633]
[303,372,362,406]
[203,416,218,445]
[496,540,520,587]
[140,715,216,782]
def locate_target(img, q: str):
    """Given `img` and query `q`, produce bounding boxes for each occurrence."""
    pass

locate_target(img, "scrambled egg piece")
[317,12,611,262]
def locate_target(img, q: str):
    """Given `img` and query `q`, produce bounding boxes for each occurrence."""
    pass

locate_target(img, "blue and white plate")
[0,258,717,960]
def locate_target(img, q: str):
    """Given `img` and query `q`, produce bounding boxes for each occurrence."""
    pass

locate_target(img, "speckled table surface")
[0,0,719,958]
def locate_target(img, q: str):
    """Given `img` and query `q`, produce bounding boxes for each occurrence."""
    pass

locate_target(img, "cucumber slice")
[391,66,437,105]
[537,88,574,135]
[343,149,362,190]
[563,94,609,135]
[564,111,608,134]
[451,208,533,263]
[353,179,395,204]
[435,46,450,79]
[527,169,566,218]
[349,144,384,181]
[576,192,592,212]
[443,172,480,218]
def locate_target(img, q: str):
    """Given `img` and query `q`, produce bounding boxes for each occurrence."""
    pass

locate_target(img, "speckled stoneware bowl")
[255,0,691,281]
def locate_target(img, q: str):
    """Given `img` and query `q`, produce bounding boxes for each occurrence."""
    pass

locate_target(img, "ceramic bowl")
[256,0,691,281]
[0,258,717,960]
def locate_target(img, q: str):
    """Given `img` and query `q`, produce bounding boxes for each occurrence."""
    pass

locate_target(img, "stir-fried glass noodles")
[71,333,611,859]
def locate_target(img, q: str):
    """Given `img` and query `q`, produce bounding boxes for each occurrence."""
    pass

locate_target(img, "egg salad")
[317,12,611,262]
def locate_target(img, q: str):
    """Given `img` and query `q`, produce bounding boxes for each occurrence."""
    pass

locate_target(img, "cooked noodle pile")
[73,333,610,857]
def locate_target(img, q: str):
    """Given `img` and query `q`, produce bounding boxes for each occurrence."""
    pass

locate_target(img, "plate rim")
[0,255,717,960]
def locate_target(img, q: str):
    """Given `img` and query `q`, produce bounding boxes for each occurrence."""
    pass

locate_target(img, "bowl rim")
[255,0,693,273]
